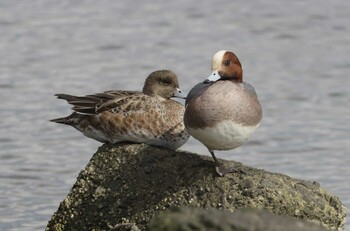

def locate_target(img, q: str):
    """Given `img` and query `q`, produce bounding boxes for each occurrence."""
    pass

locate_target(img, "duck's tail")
[50,112,80,126]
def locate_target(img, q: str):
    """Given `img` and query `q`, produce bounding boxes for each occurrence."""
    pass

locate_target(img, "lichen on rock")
[147,207,329,231]
[46,143,347,230]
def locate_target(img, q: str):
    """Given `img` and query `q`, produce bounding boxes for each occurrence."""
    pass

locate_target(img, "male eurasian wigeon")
[184,50,263,176]
[51,70,190,150]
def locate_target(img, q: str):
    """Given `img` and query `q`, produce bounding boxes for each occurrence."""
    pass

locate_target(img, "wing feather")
[55,90,155,115]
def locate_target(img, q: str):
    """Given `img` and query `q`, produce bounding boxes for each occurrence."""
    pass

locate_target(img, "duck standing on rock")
[184,50,263,176]
[51,70,189,150]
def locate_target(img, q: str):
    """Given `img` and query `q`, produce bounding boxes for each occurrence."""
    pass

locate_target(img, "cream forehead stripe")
[211,50,227,71]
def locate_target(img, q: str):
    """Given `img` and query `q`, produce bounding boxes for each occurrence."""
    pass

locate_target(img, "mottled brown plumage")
[51,70,189,150]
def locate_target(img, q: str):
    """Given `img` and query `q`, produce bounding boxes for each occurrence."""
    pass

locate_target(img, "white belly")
[187,121,259,151]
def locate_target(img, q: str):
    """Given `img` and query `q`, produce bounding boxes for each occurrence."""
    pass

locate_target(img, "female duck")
[51,70,189,150]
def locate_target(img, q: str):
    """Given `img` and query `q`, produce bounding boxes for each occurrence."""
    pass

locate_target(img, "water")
[0,0,349,230]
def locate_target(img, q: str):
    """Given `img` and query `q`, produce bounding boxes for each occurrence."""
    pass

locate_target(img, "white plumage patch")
[187,120,259,151]
[211,50,227,70]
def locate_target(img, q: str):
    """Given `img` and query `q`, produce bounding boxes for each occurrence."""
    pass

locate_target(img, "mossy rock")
[148,207,329,231]
[46,143,346,230]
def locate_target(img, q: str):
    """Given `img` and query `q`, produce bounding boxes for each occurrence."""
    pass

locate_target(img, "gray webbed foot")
[215,163,247,177]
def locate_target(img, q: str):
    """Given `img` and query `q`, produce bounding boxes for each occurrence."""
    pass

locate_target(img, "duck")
[184,50,263,176]
[51,70,190,150]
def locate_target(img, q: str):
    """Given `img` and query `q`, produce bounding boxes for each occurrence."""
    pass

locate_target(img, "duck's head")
[204,50,243,84]
[143,70,185,99]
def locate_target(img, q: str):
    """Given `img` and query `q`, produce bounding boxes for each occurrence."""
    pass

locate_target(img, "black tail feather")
[50,117,68,124]
[50,112,80,125]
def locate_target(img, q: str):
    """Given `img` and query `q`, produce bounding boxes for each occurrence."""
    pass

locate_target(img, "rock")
[147,207,329,231]
[45,143,347,231]
[111,223,140,231]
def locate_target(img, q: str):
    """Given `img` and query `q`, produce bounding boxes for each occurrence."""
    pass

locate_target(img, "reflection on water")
[0,0,349,230]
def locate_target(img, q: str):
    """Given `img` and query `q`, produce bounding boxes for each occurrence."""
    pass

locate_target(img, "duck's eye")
[160,78,172,85]
[224,60,230,66]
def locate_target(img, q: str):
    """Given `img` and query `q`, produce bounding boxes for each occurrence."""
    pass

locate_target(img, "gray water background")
[0,0,349,230]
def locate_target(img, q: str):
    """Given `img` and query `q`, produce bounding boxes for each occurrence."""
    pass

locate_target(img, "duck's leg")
[208,150,243,177]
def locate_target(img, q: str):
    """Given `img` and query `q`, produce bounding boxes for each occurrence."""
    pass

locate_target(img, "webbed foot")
[215,163,246,177]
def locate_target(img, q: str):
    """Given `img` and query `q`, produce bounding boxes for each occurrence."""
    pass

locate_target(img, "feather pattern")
[51,70,189,150]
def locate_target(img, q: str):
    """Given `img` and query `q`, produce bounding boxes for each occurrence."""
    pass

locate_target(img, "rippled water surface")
[0,0,349,230]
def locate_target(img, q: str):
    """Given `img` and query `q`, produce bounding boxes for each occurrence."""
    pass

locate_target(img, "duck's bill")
[172,88,187,99]
[203,70,220,84]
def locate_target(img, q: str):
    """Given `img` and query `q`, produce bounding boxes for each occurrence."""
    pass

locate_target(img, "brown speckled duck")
[51,70,189,150]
